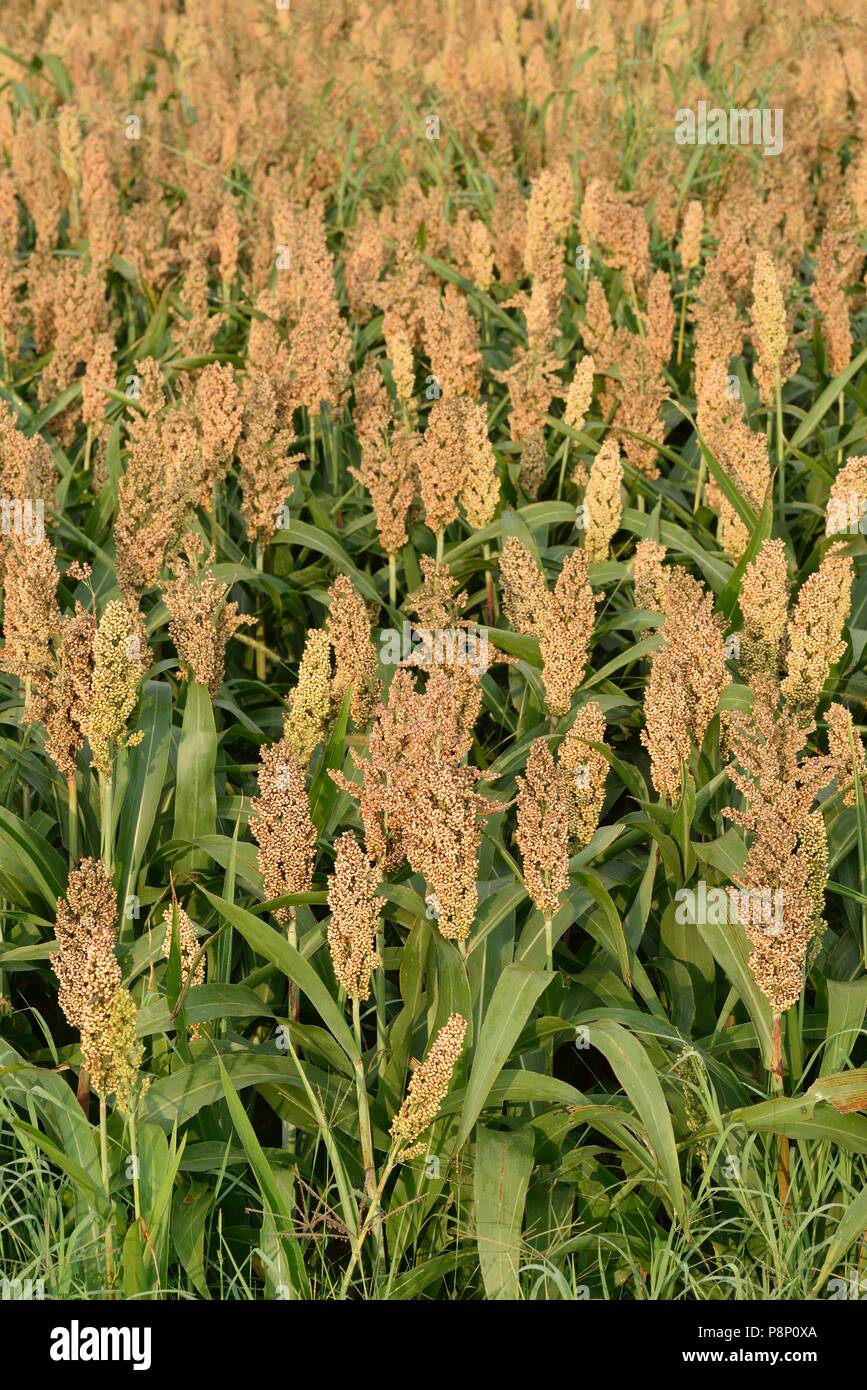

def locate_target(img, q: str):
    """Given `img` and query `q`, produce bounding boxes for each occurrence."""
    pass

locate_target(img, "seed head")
[285,626,333,766]
[55,858,144,1110]
[751,251,788,401]
[781,542,853,719]
[29,601,95,778]
[559,701,608,847]
[826,454,867,537]
[564,354,595,436]
[582,438,622,563]
[680,200,703,272]
[164,538,251,694]
[327,576,381,726]
[641,568,729,799]
[739,539,790,680]
[0,538,61,705]
[327,831,383,1002]
[825,702,867,806]
[389,1013,467,1160]
[516,737,571,917]
[633,539,667,612]
[88,600,146,777]
[250,739,316,927]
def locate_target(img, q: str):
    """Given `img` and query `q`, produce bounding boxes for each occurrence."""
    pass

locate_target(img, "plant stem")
[283,909,299,1158]
[770,1012,790,1208]
[837,391,845,468]
[67,772,78,867]
[128,1107,141,1223]
[99,772,114,875]
[483,541,496,624]
[255,543,267,682]
[693,453,706,514]
[388,553,397,609]
[21,677,31,821]
[786,1006,802,1088]
[676,285,689,366]
[626,275,645,339]
[436,529,444,568]
[352,997,382,1256]
[340,1153,396,1299]
[99,1097,115,1293]
[555,436,570,499]
[774,365,785,509]
[374,920,387,1064]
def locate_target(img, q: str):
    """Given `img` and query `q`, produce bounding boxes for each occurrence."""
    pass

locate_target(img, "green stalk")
[255,543,267,683]
[388,553,397,609]
[676,285,689,366]
[283,908,299,1158]
[128,1107,141,1223]
[483,540,496,623]
[770,1013,790,1208]
[626,275,645,340]
[340,1152,396,1299]
[544,914,554,1075]
[774,365,785,513]
[352,997,381,1256]
[374,920,387,1064]
[67,772,78,867]
[99,772,114,875]
[786,1005,803,1088]
[555,436,570,499]
[99,1097,115,1292]
[693,453,706,514]
[21,677,31,822]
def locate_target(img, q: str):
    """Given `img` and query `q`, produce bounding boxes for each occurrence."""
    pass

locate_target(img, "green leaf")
[790,344,867,450]
[275,519,380,604]
[172,1183,212,1297]
[574,870,631,985]
[116,681,171,922]
[457,965,549,1147]
[0,806,66,908]
[173,682,218,872]
[474,1125,535,1300]
[218,1057,310,1298]
[135,984,274,1037]
[202,891,360,1062]
[698,918,773,1068]
[822,979,867,1077]
[587,1019,687,1229]
[309,688,351,833]
[143,1053,310,1129]
[812,1183,867,1293]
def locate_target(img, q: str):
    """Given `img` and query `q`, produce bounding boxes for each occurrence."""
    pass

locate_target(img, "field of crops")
[0,0,866,1305]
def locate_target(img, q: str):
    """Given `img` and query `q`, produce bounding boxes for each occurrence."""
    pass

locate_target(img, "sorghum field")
[0,0,866,1307]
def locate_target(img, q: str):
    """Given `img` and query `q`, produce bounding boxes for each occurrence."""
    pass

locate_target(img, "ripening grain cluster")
[0,0,865,1303]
